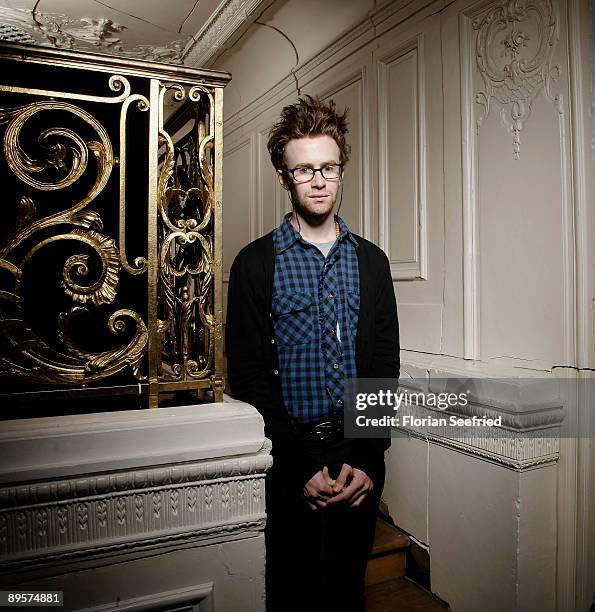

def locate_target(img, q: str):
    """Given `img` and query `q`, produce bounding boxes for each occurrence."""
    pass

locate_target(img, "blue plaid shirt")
[272,213,359,424]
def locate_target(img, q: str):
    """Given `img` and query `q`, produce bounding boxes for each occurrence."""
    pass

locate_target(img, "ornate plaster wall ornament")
[0,7,189,63]
[473,0,560,159]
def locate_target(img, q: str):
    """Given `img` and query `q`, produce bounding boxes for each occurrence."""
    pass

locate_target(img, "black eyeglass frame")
[281,163,344,184]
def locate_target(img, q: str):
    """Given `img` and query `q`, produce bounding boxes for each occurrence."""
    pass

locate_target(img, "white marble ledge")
[400,352,568,415]
[0,402,266,485]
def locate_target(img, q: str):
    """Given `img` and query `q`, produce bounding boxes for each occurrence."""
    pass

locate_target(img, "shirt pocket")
[347,290,360,341]
[271,291,315,346]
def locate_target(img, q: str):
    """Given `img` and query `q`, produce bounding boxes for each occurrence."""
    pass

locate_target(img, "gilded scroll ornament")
[0,97,147,386]
[0,101,114,254]
[473,0,559,159]
[0,74,133,105]
[119,94,149,275]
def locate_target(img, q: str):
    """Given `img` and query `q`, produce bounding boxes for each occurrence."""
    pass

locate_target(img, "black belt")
[296,415,344,443]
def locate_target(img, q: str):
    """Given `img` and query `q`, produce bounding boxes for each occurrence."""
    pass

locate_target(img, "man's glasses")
[283,163,343,184]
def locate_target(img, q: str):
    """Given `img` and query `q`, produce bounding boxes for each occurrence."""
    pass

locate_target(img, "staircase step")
[372,518,410,556]
[366,518,410,586]
[366,551,407,586]
[366,576,450,611]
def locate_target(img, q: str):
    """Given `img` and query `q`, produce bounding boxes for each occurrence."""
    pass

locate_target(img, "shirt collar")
[336,215,358,247]
[273,213,358,254]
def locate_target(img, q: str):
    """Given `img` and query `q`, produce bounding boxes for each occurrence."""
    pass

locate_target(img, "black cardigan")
[225,231,400,480]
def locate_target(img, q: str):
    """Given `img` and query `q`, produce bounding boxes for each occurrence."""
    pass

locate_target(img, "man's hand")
[303,466,335,510]
[331,463,352,494]
[326,466,373,507]
[303,464,374,509]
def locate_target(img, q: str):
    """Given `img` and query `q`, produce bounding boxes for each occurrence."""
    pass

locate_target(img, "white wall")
[215,0,594,609]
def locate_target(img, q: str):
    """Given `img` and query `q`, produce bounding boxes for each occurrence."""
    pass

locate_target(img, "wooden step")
[366,518,410,586]
[366,576,450,612]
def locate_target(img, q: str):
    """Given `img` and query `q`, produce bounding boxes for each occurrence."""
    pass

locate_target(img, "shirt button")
[333,363,340,370]
[337,399,343,406]
[328,292,334,300]
[273,369,279,375]
[270,338,275,344]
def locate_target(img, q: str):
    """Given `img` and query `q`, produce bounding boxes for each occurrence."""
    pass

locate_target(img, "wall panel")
[222,139,254,276]
[457,0,571,365]
[257,130,280,235]
[376,14,446,353]
[379,44,424,279]
[222,138,254,322]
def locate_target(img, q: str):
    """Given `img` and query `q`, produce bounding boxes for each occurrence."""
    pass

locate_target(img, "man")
[226,96,399,612]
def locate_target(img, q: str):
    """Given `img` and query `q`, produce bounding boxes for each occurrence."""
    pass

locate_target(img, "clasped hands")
[303,463,373,510]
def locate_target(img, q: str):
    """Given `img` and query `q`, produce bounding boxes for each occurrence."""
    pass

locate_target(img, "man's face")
[278,135,342,224]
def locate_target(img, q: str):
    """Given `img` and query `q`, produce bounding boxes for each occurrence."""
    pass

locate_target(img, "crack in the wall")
[514,492,522,610]
[254,20,300,95]
[178,0,201,34]
[88,0,179,33]
[490,356,547,362]
[31,0,41,32]
[439,7,447,357]
[404,348,466,360]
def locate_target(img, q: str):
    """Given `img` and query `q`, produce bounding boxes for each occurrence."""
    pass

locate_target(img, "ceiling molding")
[182,0,272,68]
[0,6,190,63]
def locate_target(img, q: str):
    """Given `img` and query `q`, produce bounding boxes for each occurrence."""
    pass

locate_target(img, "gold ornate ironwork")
[0,41,230,410]
[157,83,218,385]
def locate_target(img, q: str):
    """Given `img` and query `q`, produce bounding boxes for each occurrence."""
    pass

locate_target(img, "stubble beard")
[289,185,337,227]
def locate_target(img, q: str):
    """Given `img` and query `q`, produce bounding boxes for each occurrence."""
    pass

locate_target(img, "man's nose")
[311,169,326,187]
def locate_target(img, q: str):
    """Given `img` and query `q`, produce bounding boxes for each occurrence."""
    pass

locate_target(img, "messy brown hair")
[267,95,350,170]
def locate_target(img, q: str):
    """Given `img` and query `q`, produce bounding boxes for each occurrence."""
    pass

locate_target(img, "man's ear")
[277,169,288,190]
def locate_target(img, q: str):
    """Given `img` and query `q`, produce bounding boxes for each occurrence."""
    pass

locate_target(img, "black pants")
[265,439,385,612]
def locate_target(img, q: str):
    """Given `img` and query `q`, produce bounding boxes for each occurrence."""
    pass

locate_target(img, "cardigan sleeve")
[349,246,399,478]
[225,244,300,452]
[368,248,400,380]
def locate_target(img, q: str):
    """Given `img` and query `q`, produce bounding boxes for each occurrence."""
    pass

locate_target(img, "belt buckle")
[312,418,343,442]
